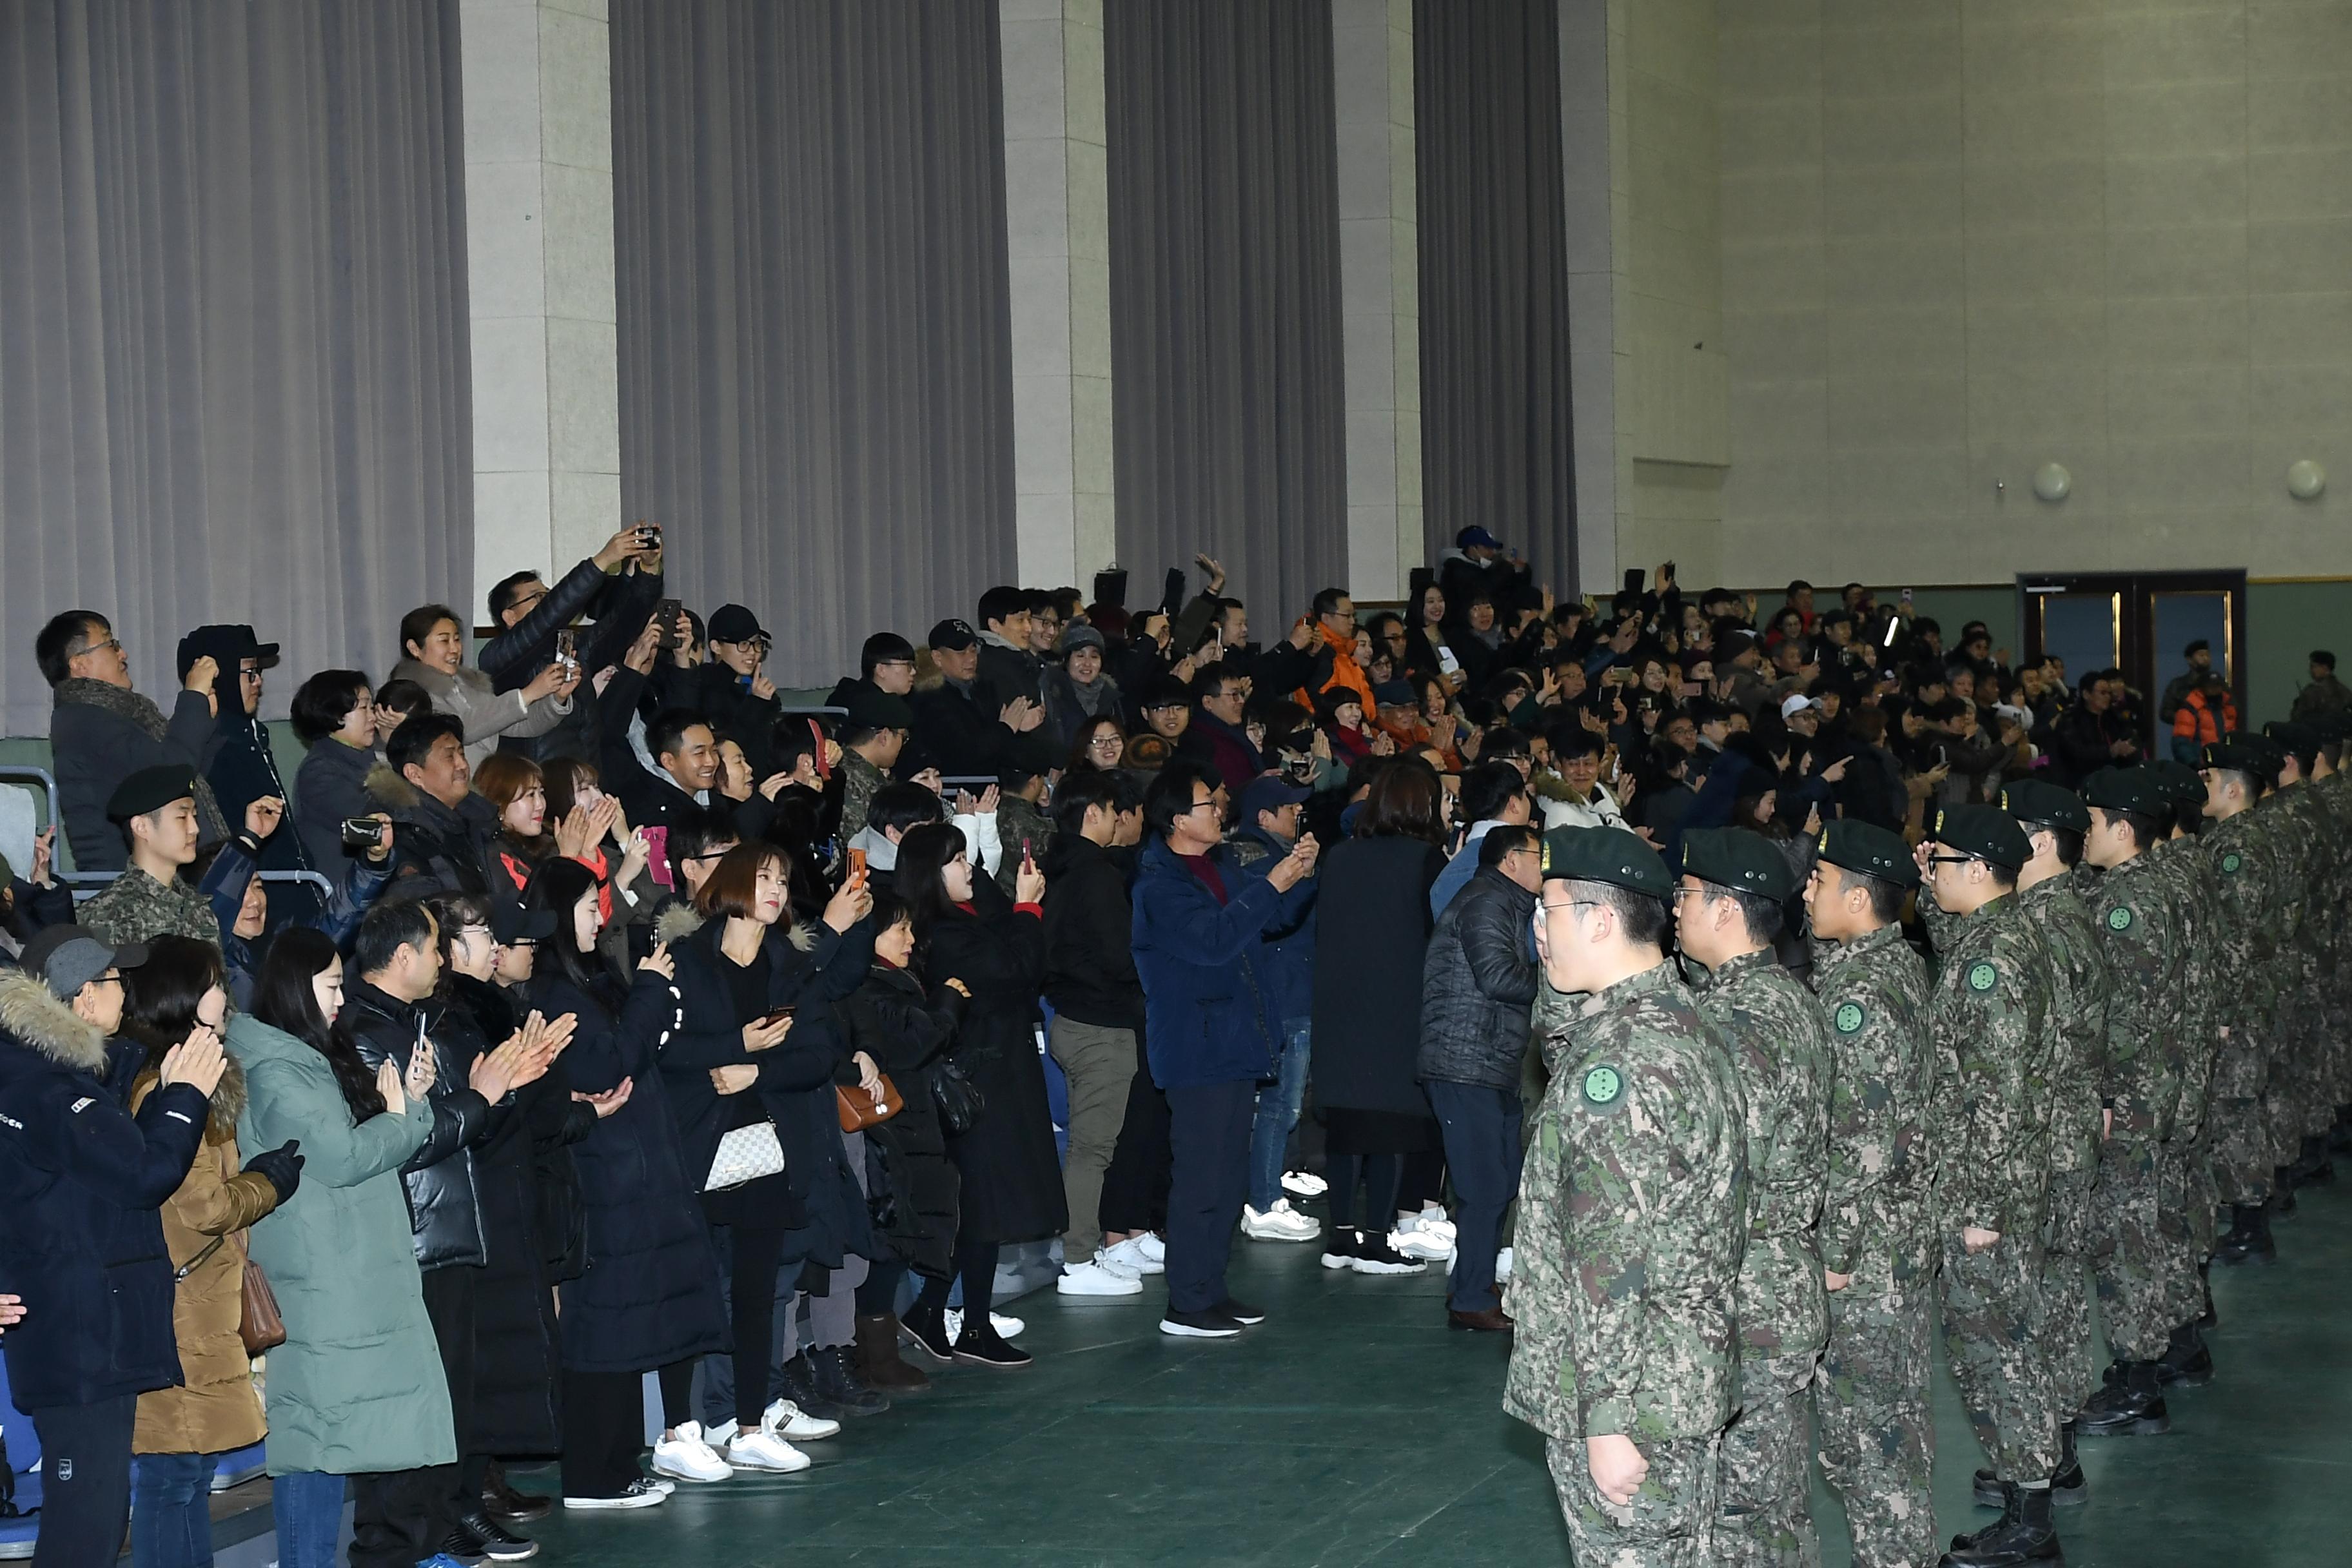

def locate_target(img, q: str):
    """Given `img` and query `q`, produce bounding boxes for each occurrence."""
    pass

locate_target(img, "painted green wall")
[2247,582,2352,728]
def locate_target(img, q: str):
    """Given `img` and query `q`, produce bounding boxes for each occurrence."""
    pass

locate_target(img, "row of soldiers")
[1502,714,2351,1568]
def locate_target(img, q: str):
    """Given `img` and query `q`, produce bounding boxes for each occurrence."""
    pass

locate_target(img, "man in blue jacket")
[1226,773,1323,1242]
[1131,760,1319,1338]
[0,926,224,1568]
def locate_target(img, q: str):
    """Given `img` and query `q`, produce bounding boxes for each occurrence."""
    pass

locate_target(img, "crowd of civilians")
[2,521,2329,1567]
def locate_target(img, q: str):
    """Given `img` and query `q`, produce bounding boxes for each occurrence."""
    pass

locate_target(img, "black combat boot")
[811,1343,891,1416]
[779,1349,853,1423]
[2156,1321,2214,1387]
[2077,1359,2170,1437]
[2297,1133,2335,1185]
[1974,1421,2085,1508]
[2198,1260,2218,1329]
[2215,1202,2276,1264]
[2330,1106,2352,1153]
[2271,1168,2299,1213]
[1941,1480,2062,1565]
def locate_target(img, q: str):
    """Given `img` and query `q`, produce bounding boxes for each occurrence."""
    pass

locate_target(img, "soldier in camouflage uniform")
[2306,718,2352,1144]
[1672,829,1829,1568]
[2200,740,2284,1264]
[990,736,1059,897]
[836,687,916,844]
[2142,761,2223,1357]
[78,765,255,951]
[2259,722,2340,1188]
[1994,779,2108,1478]
[2075,767,2193,1438]
[1506,826,1747,1568]
[1803,821,1937,1568]
[1915,805,2065,1567]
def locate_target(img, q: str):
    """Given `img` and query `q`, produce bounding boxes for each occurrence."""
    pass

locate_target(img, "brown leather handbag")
[178,1231,286,1356]
[835,1073,903,1132]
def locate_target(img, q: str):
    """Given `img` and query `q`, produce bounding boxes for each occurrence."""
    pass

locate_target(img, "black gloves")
[244,1139,306,1203]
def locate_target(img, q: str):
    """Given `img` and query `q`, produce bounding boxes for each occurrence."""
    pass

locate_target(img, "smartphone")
[654,598,683,650]
[1622,567,1646,599]
[1899,587,1914,605]
[555,627,578,668]
[847,846,868,887]
[758,1004,798,1028]
[340,816,384,850]
[635,521,662,548]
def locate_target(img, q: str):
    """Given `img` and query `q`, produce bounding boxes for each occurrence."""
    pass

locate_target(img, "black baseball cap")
[491,905,557,946]
[706,605,769,645]
[927,619,979,652]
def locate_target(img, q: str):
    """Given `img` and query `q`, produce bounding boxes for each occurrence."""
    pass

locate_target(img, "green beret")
[2202,740,2268,777]
[1815,818,1917,889]
[2149,760,2204,806]
[1678,827,1796,901]
[1998,778,2089,834]
[106,765,199,823]
[2263,720,2319,758]
[2304,713,2352,745]
[1539,825,1672,899]
[2082,766,2169,817]
[1930,803,2032,872]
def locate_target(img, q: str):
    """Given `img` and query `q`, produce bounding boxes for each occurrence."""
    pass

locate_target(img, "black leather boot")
[2330,1106,2352,1153]
[2156,1321,2213,1387]
[2215,1202,2276,1264]
[812,1343,892,1415]
[1941,1480,2062,1565]
[480,1458,552,1524]
[2298,1133,2334,1184]
[2271,1168,2299,1213]
[2077,1358,2170,1436]
[2198,1260,2217,1329]
[780,1348,854,1422]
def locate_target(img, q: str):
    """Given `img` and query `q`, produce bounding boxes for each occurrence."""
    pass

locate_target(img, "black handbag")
[930,1054,985,1135]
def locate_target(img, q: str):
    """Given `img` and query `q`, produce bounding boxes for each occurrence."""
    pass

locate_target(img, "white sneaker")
[651,1422,733,1483]
[1362,1231,1432,1273]
[1099,1236,1165,1277]
[764,1398,840,1441]
[1496,1246,1514,1283]
[1058,1259,1146,1297]
[1135,1233,1166,1265]
[1397,1209,1457,1243]
[1240,1200,1322,1242]
[1282,1169,1329,1199]
[725,1421,810,1474]
[1392,1224,1455,1262]
[942,1309,1028,1342]
[563,1476,667,1510]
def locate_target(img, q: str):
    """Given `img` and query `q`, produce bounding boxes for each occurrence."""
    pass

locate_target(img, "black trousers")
[1164,1079,1256,1313]
[1101,1055,1173,1235]
[28,1394,136,1568]
[722,1223,789,1426]
[560,1362,692,1499]
[350,1462,459,1568]
[1426,1080,1523,1313]
[419,1262,480,1518]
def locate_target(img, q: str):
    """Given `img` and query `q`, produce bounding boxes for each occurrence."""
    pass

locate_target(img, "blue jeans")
[1426,1079,1524,1312]
[1248,1018,1313,1212]
[130,1452,220,1568]
[271,1471,348,1568]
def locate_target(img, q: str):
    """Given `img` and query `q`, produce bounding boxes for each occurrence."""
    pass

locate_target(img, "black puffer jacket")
[839,961,968,1277]
[1415,865,1540,1092]
[340,979,499,1271]
[480,554,666,765]
[1040,834,1144,1031]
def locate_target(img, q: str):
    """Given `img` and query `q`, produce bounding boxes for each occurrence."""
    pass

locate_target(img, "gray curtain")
[1106,0,1346,617]
[1414,0,1576,591]
[612,0,1017,686]
[0,0,472,734]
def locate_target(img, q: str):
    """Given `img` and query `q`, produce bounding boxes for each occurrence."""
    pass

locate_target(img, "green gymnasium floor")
[513,1182,2352,1565]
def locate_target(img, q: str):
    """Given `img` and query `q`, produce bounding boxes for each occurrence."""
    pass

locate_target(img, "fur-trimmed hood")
[0,968,110,1075]
[652,900,818,952]
[366,760,418,811]
[122,1021,248,1137]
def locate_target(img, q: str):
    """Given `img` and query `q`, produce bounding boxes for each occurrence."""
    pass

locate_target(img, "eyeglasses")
[70,638,122,660]
[1926,854,1973,868]
[1539,899,1603,914]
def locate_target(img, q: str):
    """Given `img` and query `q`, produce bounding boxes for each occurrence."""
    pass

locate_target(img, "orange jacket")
[2172,687,2236,751]
[1308,620,1377,714]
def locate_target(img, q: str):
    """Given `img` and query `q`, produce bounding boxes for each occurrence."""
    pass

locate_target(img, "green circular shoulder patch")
[2106,905,2133,932]
[2221,852,2243,874]
[1832,1001,1865,1035]
[1967,961,1998,992]
[1581,1065,1623,1108]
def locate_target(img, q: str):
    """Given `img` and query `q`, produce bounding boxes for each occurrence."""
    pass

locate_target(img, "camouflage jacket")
[79,865,222,950]
[992,794,1056,896]
[1504,961,1748,1444]
[1808,921,1936,1280]
[2091,850,2185,1140]
[2144,830,2218,1140]
[838,751,887,845]
[2021,872,2110,1173]
[1925,891,2059,1238]
[2200,809,2278,1072]
[1693,948,1829,1360]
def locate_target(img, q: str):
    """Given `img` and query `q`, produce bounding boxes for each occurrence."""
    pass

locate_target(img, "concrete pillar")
[1002,0,1116,593]
[459,0,620,623]
[1558,0,1618,593]
[1332,0,1421,602]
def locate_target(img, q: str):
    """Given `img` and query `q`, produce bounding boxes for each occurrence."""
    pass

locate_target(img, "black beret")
[2082,767,2169,817]
[2149,760,2205,806]
[2262,720,2319,757]
[1998,778,2089,834]
[1678,827,1796,901]
[106,765,199,823]
[843,687,915,732]
[1930,803,2032,872]
[1539,825,1672,898]
[2202,740,2268,776]
[1816,818,1918,889]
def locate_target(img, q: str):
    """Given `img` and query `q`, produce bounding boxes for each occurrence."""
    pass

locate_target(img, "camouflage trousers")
[1545,1432,1722,1568]
[1814,1266,1936,1568]
[2040,1164,2099,1411]
[2208,1090,2273,1205]
[1939,1232,2060,1482]
[2159,1140,2214,1328]
[2090,1139,2181,1363]
[1717,1353,1821,1568]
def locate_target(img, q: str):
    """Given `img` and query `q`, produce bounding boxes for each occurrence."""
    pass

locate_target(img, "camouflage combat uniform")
[838,750,887,844]
[1807,922,1937,1568]
[991,791,1056,896]
[2312,767,2352,1120]
[2200,809,2278,1206]
[1505,963,1748,1568]
[2019,870,2110,1416]
[2141,828,2220,1322]
[1926,890,2063,1484]
[2263,781,2338,1159]
[2088,851,2189,1364]
[78,865,222,950]
[1692,949,1830,1568]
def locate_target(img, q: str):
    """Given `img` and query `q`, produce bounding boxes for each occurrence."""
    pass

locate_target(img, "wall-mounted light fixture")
[2034,462,2071,503]
[2288,460,2326,500]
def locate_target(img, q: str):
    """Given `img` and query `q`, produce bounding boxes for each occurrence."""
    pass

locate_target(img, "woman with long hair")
[1066,712,1129,776]
[475,753,554,896]
[540,755,656,934]
[518,856,727,1509]
[656,842,875,1461]
[895,821,1054,1369]
[231,928,447,1568]
[1308,761,1451,1275]
[119,938,294,1568]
